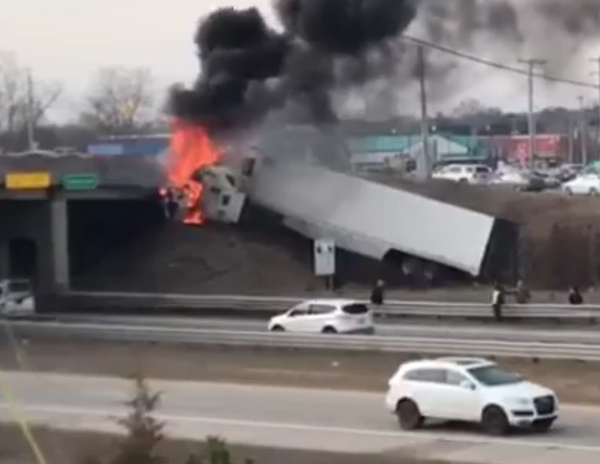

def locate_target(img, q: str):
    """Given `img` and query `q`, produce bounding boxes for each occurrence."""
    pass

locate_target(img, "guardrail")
[4,319,600,361]
[63,291,600,321]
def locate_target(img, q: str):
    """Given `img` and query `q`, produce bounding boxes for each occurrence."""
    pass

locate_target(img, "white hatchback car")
[385,357,558,436]
[268,299,374,334]
[562,173,600,196]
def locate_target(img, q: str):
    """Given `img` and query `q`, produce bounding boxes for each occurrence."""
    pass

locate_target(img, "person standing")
[370,280,386,316]
[568,286,583,305]
[491,283,505,322]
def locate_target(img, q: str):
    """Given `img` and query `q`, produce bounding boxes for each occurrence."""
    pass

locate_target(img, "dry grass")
[0,424,454,464]
[1,337,600,405]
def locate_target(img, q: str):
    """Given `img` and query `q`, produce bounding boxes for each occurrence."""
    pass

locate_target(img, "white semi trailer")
[236,125,517,281]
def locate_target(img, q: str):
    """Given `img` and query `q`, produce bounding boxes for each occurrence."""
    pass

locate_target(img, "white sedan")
[268,299,374,334]
[385,357,558,436]
[562,173,600,196]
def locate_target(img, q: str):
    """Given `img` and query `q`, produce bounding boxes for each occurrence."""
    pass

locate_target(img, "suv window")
[342,303,369,315]
[475,166,489,174]
[403,368,445,383]
[448,166,461,173]
[309,304,336,315]
[8,281,29,293]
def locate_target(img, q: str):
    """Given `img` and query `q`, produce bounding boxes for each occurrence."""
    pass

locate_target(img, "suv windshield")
[468,365,522,386]
[342,304,369,315]
[8,281,30,293]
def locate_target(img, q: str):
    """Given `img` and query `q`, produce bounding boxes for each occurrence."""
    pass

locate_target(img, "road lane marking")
[1,402,600,453]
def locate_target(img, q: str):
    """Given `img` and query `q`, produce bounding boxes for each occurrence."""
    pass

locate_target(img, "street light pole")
[518,58,546,169]
[589,57,600,153]
[26,69,35,151]
[579,95,588,166]
[417,44,430,179]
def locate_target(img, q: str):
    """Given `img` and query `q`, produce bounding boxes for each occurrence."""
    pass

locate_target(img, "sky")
[3,0,600,123]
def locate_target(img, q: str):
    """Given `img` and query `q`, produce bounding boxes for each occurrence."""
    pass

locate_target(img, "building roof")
[348,133,487,156]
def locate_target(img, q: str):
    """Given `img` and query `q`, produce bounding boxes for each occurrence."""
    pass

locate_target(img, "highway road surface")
[46,313,600,345]
[1,372,600,464]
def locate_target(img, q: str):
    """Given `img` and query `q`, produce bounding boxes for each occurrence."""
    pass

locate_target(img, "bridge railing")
[62,291,600,321]
[5,319,600,361]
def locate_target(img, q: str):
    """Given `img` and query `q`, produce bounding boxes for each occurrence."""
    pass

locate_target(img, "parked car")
[489,170,547,192]
[385,357,558,435]
[562,173,600,196]
[432,164,491,184]
[0,279,35,318]
[268,299,374,334]
[489,170,529,189]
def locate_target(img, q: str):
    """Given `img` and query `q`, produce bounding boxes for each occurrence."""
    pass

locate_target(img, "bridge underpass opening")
[68,198,164,289]
[8,238,37,282]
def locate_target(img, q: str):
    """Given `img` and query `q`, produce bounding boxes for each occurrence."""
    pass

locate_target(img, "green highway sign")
[62,173,100,191]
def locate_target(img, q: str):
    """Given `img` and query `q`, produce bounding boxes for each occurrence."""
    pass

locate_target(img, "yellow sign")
[5,172,51,190]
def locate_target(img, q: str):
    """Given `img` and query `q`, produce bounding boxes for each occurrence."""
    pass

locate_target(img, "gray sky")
[3,0,600,123]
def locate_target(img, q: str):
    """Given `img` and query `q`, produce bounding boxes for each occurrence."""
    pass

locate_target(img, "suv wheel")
[590,188,598,196]
[564,187,573,196]
[270,325,285,332]
[481,405,509,436]
[396,399,423,430]
[322,326,337,334]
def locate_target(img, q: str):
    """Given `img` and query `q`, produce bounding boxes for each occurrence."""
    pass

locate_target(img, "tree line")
[2,50,598,153]
[0,52,165,153]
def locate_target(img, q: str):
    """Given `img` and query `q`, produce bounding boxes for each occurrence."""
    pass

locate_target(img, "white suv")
[432,164,491,184]
[385,357,558,435]
[268,299,374,334]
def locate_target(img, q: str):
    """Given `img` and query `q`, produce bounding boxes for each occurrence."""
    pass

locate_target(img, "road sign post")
[62,174,100,191]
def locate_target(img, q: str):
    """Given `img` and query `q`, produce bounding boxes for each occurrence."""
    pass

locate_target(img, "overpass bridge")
[0,153,165,299]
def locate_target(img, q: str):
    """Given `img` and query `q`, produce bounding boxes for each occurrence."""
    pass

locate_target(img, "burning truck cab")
[193,165,246,223]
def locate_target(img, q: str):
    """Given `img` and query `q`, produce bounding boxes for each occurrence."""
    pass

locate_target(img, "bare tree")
[0,52,63,149]
[82,67,157,135]
[0,52,26,134]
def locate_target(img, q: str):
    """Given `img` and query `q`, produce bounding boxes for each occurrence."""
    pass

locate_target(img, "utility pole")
[25,69,35,151]
[568,112,574,163]
[417,44,430,179]
[518,58,546,169]
[589,57,600,157]
[579,95,588,166]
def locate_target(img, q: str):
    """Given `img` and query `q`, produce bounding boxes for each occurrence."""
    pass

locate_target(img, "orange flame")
[168,119,220,225]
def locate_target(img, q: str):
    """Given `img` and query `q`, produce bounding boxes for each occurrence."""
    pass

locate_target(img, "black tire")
[270,325,285,332]
[590,188,599,196]
[564,188,573,196]
[396,399,424,430]
[481,406,509,436]
[532,418,554,433]
[458,178,468,184]
[322,326,337,334]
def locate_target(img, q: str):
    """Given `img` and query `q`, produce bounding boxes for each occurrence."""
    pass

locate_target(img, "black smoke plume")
[169,0,418,131]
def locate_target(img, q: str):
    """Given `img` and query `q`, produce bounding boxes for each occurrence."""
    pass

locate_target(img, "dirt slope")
[73,221,321,295]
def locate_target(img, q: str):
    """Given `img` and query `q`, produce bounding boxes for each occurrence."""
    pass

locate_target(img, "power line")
[403,35,600,90]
